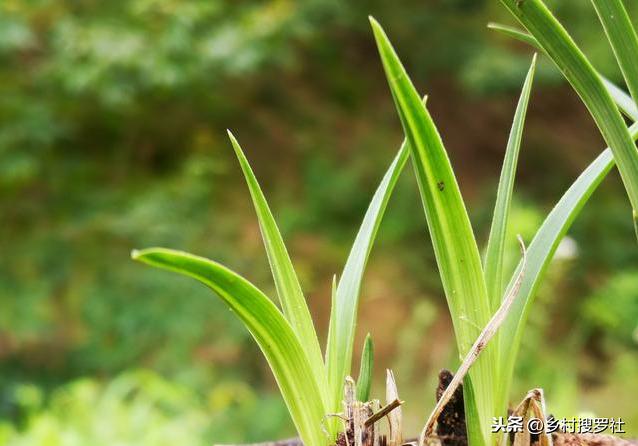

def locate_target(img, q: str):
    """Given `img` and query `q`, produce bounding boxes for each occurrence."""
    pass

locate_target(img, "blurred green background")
[1,0,637,444]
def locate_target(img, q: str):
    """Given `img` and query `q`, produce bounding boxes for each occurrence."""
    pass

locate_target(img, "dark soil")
[436,369,467,446]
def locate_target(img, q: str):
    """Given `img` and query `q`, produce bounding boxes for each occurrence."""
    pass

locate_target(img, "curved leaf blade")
[484,55,537,311]
[487,22,638,121]
[326,141,410,413]
[356,333,374,402]
[602,77,638,121]
[499,0,638,223]
[227,131,326,390]
[496,120,638,415]
[591,0,638,107]
[132,248,328,446]
[370,17,492,446]
[487,22,540,48]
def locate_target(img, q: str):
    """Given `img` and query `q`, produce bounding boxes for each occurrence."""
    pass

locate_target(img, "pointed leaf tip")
[325,134,410,418]
[226,127,326,399]
[371,16,493,444]
[228,134,240,155]
[131,248,160,262]
[356,333,374,402]
[227,130,240,151]
[484,51,536,312]
[132,247,328,446]
[227,130,243,157]
[369,16,385,42]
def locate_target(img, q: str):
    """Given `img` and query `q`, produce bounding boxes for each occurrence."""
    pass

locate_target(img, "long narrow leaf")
[469,43,638,416]
[356,333,374,402]
[227,132,326,390]
[370,17,493,446]
[132,248,328,446]
[499,0,638,223]
[487,23,638,121]
[421,237,526,446]
[602,77,638,121]
[324,274,340,437]
[590,0,638,107]
[487,22,540,48]
[496,120,638,416]
[484,55,537,311]
[325,140,410,414]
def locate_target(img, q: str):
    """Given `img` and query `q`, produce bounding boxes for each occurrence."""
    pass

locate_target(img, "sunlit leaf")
[496,120,638,415]
[326,141,410,414]
[590,0,638,107]
[602,77,638,121]
[227,131,326,392]
[499,0,638,225]
[487,22,638,121]
[356,333,374,402]
[132,248,328,446]
[484,55,537,311]
[370,17,492,446]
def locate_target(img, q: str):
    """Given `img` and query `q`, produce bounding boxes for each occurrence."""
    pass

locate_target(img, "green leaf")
[487,22,540,48]
[495,120,638,417]
[487,23,638,121]
[590,0,638,107]
[325,140,410,414]
[370,17,492,446]
[131,248,328,446]
[602,77,638,121]
[324,274,340,437]
[227,131,326,392]
[356,333,374,402]
[499,0,638,224]
[484,55,537,311]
